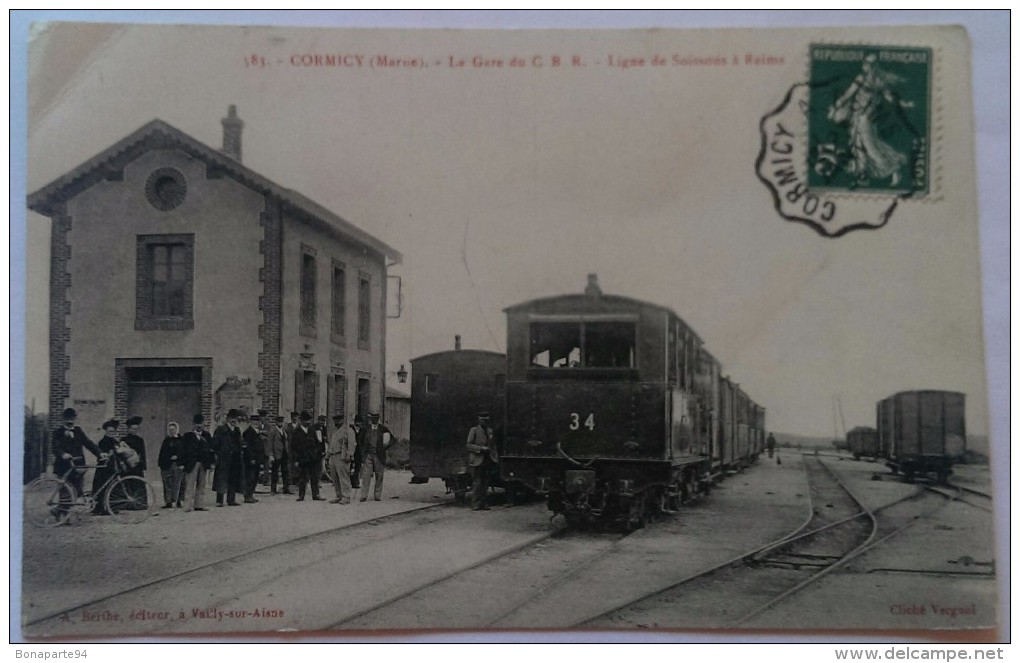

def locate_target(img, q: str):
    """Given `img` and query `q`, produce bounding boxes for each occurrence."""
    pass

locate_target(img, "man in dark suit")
[212,409,243,506]
[240,411,266,503]
[356,412,391,502]
[265,415,291,494]
[51,407,104,498]
[180,414,213,511]
[466,411,498,510]
[291,411,325,502]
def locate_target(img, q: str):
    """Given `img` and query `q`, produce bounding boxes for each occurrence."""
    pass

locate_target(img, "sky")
[16,12,1007,439]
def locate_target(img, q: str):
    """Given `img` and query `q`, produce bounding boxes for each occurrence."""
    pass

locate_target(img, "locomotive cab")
[501,276,733,529]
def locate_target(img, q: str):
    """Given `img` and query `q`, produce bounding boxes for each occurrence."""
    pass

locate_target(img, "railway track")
[577,456,888,629]
[925,482,994,513]
[23,502,451,634]
[332,528,627,630]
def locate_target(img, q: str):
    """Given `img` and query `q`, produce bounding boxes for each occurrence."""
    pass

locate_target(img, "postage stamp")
[757,44,933,238]
[808,45,931,195]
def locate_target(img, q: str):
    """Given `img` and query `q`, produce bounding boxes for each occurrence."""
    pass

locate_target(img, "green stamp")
[808,45,931,194]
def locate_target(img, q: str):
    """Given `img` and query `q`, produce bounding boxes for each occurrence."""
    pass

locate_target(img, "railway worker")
[356,413,391,502]
[157,421,186,508]
[240,411,266,503]
[326,413,355,504]
[52,408,105,504]
[265,415,292,495]
[212,409,244,507]
[180,414,213,511]
[466,411,498,511]
[291,411,326,502]
[122,416,148,480]
[766,433,777,459]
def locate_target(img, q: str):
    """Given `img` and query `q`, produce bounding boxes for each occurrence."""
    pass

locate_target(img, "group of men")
[50,407,393,512]
[262,409,392,505]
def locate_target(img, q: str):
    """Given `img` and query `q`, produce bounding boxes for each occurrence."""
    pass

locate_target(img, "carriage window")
[530,323,581,367]
[530,321,635,368]
[584,322,635,368]
[425,374,439,393]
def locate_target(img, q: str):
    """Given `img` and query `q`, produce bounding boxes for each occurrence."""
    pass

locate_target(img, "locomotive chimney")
[221,104,244,162]
[585,273,602,297]
[455,334,462,351]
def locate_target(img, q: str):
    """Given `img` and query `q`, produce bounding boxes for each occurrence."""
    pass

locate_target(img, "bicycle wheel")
[104,476,155,524]
[24,477,76,528]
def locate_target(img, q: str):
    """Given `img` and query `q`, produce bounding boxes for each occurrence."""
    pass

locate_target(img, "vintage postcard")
[18,18,1004,642]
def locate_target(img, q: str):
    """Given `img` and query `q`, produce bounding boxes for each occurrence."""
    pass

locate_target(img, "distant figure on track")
[466,411,498,511]
[766,433,777,459]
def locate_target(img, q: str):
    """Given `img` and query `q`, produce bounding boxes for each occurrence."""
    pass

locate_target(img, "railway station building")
[28,107,401,471]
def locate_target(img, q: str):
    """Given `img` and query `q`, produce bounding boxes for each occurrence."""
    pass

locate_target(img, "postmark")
[757,45,932,237]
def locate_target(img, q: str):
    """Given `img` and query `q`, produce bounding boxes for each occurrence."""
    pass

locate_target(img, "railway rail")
[577,456,931,629]
[23,502,448,632]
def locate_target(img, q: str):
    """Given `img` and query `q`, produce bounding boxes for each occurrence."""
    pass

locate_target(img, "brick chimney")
[455,335,462,351]
[221,105,244,161]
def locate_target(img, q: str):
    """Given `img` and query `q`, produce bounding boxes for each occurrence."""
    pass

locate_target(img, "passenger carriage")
[408,342,506,500]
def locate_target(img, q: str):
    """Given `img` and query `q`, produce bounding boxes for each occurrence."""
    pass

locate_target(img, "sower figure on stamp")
[466,411,498,511]
[265,415,291,495]
[291,411,326,501]
[356,413,391,502]
[180,414,213,511]
[52,408,104,501]
[212,409,243,507]
[157,421,185,508]
[326,413,355,504]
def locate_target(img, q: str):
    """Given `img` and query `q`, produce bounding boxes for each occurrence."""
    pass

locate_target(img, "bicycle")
[24,455,156,527]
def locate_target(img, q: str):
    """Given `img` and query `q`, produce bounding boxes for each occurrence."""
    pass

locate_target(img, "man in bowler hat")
[51,408,104,500]
[356,413,391,502]
[291,411,325,501]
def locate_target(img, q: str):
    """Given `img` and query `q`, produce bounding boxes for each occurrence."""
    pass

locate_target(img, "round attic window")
[145,167,188,211]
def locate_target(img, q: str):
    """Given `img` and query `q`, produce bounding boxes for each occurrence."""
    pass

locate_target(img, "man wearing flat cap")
[264,415,291,495]
[290,411,325,501]
[122,416,148,480]
[326,413,355,504]
[51,407,104,502]
[355,412,391,502]
[466,411,498,510]
[180,414,213,511]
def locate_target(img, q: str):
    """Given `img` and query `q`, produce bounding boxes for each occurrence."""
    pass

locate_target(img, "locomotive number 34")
[569,413,596,431]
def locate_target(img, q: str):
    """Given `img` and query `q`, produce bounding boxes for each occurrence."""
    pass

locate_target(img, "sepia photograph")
[12,11,1008,644]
